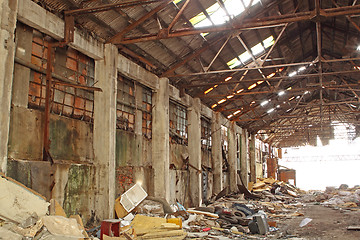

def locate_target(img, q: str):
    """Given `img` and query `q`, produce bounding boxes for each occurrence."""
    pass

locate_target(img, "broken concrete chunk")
[42,216,84,237]
[0,226,23,240]
[0,174,50,224]
[20,212,38,228]
[136,199,164,215]
[70,215,89,238]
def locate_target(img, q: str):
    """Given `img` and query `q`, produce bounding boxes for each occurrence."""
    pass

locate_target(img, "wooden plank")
[347,226,360,231]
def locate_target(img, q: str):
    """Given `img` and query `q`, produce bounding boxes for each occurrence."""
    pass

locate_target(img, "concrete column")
[249,134,256,183]
[228,122,238,192]
[151,77,170,201]
[240,129,248,187]
[211,112,222,195]
[0,0,18,173]
[188,98,202,206]
[94,44,118,219]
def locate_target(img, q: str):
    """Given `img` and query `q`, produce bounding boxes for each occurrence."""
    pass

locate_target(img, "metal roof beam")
[112,4,360,44]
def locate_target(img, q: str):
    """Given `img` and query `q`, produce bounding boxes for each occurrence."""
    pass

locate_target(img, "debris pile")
[301,185,360,210]
[249,178,302,199]
[7,170,359,239]
[0,174,90,239]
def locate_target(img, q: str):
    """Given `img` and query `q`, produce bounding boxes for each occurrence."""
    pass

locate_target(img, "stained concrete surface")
[276,204,360,240]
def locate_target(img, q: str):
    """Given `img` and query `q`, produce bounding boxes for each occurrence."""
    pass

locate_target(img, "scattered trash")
[299,217,312,227]
[1,172,359,240]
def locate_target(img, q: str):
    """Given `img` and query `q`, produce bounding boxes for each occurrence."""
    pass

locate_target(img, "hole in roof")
[189,0,260,29]
[289,71,297,77]
[261,100,269,106]
[227,36,274,69]
[267,108,275,114]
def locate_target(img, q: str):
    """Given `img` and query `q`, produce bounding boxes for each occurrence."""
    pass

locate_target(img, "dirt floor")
[274,203,360,239]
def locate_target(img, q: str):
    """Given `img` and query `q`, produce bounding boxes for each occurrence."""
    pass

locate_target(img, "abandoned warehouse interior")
[1,0,360,239]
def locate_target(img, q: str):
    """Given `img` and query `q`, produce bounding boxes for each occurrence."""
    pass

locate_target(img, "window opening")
[201,117,212,150]
[169,101,188,144]
[116,76,135,131]
[142,87,152,138]
[29,29,95,122]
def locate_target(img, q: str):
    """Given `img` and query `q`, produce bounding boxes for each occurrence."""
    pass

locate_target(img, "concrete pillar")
[188,98,202,206]
[0,0,18,173]
[94,44,118,219]
[211,112,222,195]
[249,134,256,183]
[240,129,248,187]
[228,122,238,192]
[151,77,170,201]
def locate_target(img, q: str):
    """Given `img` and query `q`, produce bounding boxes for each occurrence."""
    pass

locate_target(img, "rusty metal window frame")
[28,29,95,122]
[116,75,135,131]
[169,100,188,144]
[142,87,152,138]
[201,116,211,149]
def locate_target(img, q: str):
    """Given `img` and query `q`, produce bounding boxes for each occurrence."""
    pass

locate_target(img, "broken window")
[116,76,135,131]
[28,29,95,122]
[201,117,211,150]
[221,125,229,171]
[142,87,152,138]
[169,101,188,144]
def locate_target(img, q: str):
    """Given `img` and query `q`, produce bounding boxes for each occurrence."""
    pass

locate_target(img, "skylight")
[261,100,269,106]
[267,108,275,114]
[278,90,285,96]
[239,51,252,63]
[189,0,260,28]
[289,71,297,77]
[251,43,265,56]
[227,36,275,69]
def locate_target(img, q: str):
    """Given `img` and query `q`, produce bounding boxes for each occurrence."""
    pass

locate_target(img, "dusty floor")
[274,203,360,240]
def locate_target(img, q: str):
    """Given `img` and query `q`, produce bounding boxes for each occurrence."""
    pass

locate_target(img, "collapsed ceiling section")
[38,0,360,147]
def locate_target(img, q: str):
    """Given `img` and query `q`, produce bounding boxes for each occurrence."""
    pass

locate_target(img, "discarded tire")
[233,210,246,218]
[219,214,238,224]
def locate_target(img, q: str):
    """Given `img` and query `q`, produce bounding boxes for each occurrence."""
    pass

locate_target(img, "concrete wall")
[115,130,152,196]
[7,18,97,224]
[7,159,96,225]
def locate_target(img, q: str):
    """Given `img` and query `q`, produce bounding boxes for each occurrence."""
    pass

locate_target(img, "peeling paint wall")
[169,170,189,206]
[170,143,188,169]
[168,143,190,205]
[6,159,96,225]
[201,148,213,201]
[8,107,93,162]
[7,21,96,224]
[115,130,152,196]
